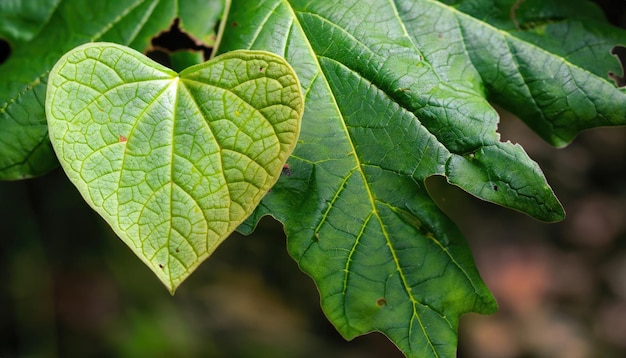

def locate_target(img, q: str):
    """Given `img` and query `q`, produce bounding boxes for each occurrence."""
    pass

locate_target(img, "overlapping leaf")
[220,0,626,356]
[46,42,302,292]
[0,0,223,180]
[4,0,626,356]
[444,0,626,146]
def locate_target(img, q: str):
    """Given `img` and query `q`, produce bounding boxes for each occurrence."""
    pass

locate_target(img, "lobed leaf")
[446,0,626,146]
[224,0,626,356]
[5,0,626,356]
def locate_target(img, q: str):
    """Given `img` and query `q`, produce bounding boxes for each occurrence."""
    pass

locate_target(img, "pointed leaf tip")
[446,142,565,223]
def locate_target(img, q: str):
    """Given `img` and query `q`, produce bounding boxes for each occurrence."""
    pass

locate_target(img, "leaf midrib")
[282,1,445,354]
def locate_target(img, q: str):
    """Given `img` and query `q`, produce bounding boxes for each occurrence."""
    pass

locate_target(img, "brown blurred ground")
[450,108,626,358]
[2,109,624,358]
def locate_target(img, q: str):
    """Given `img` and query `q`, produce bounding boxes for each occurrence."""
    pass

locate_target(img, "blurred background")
[2,1,626,357]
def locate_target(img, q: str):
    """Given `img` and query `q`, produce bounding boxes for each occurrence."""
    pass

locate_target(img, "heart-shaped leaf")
[45,42,303,293]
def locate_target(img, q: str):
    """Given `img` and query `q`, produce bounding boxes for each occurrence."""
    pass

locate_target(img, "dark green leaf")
[0,0,223,180]
[223,0,626,356]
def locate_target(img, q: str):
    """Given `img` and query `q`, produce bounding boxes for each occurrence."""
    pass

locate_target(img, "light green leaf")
[0,0,224,180]
[45,42,302,293]
[221,0,626,356]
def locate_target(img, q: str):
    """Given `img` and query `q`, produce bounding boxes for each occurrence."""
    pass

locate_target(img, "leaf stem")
[211,0,232,59]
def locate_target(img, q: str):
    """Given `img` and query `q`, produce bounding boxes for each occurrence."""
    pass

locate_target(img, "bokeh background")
[2,1,626,357]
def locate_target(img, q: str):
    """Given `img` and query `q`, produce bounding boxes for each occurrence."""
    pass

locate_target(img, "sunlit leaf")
[45,42,302,293]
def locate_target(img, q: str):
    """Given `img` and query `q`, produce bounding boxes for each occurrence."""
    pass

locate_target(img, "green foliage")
[0,0,223,179]
[2,0,626,356]
[46,42,302,292]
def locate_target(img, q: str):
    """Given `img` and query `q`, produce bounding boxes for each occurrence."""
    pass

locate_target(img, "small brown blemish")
[231,21,238,27]
[259,66,264,72]
[493,185,499,192]
[281,164,292,176]
[376,298,387,307]
[158,264,164,269]
[175,248,180,253]
[119,135,127,142]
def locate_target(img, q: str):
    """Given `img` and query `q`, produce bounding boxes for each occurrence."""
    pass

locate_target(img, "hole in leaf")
[148,18,212,66]
[0,39,11,65]
[609,45,626,87]
[493,185,499,192]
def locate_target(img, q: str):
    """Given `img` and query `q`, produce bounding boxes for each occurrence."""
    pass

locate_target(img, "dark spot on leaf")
[493,185,498,192]
[259,66,264,72]
[159,264,164,269]
[282,164,292,176]
[0,38,10,65]
[231,21,238,27]
[376,298,387,307]
[175,248,180,253]
[609,45,626,87]
[119,135,127,143]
